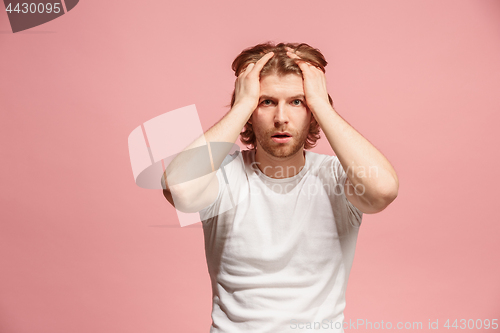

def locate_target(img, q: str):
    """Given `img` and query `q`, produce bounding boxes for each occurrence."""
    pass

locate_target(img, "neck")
[254,147,306,179]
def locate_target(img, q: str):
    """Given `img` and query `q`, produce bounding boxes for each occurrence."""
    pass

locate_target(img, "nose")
[274,102,289,126]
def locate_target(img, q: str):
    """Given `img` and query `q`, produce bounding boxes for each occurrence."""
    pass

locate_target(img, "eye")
[261,99,274,106]
[292,99,303,106]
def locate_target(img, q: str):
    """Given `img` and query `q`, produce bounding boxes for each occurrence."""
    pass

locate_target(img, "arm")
[313,105,398,214]
[287,50,399,214]
[162,51,275,212]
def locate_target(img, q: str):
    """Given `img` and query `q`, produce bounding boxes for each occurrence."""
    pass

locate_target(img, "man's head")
[230,42,334,155]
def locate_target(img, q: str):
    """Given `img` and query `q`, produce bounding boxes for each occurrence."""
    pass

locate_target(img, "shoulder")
[220,148,246,168]
[218,149,252,180]
[305,151,347,184]
[305,150,339,171]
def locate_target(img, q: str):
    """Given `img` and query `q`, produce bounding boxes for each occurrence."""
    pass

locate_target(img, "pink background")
[1,0,499,332]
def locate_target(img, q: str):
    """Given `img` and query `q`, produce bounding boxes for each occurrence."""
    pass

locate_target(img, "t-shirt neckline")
[250,149,310,183]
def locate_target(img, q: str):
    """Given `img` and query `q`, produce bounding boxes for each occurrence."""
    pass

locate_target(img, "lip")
[272,136,292,143]
[272,132,292,137]
[271,132,292,144]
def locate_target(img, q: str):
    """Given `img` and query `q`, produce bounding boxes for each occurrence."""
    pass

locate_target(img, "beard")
[254,125,310,158]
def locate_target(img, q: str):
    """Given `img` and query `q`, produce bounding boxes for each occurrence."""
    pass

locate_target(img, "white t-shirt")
[199,149,363,333]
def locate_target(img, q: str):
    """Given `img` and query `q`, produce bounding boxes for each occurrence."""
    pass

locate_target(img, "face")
[250,73,312,158]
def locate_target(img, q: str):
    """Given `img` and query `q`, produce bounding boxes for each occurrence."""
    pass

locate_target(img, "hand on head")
[233,51,275,111]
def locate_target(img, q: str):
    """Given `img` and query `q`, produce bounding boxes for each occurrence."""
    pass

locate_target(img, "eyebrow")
[259,94,306,100]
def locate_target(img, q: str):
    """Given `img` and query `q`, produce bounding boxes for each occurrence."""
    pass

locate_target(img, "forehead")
[259,74,304,97]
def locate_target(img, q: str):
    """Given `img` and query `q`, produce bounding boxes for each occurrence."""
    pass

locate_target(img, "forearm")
[162,50,274,208]
[203,102,255,168]
[312,102,399,205]
[162,103,253,193]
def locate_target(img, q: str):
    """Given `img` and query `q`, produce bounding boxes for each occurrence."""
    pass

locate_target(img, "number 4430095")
[444,319,498,330]
[5,3,61,14]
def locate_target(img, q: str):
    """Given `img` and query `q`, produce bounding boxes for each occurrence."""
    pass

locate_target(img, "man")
[162,42,399,332]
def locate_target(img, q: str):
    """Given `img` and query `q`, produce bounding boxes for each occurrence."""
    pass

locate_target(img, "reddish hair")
[229,42,334,150]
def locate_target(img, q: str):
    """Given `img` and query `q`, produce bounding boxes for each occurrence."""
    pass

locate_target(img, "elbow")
[381,188,398,208]
[367,177,399,212]
[166,187,191,212]
[383,175,399,203]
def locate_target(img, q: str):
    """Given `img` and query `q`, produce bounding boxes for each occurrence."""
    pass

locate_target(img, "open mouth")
[271,133,292,143]
[271,132,292,138]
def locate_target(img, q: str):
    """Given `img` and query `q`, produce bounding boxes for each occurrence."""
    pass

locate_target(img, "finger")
[250,51,274,74]
[290,56,323,72]
[286,51,313,68]
[305,63,322,71]
[310,63,324,72]
[239,63,255,77]
[286,47,305,59]
[293,58,312,70]
[286,51,301,59]
[245,62,255,72]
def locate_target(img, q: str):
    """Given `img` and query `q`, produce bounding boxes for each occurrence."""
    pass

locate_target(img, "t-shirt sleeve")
[329,156,363,228]
[199,150,242,222]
